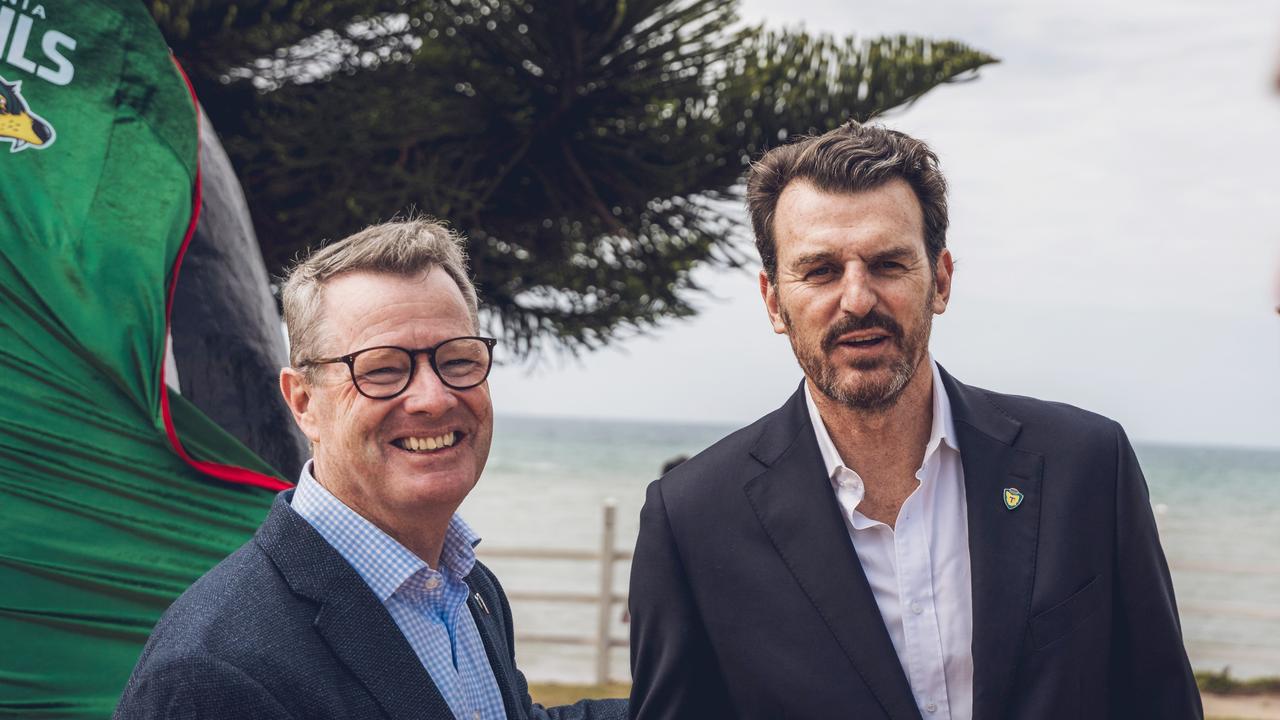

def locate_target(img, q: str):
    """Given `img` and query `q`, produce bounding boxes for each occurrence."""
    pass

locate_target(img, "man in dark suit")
[628,122,1201,720]
[117,220,625,720]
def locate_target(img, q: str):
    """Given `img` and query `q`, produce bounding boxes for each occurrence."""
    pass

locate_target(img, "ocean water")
[458,414,1280,683]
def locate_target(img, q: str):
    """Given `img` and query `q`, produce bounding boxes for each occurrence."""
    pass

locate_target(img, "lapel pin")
[473,592,490,615]
[1003,487,1024,510]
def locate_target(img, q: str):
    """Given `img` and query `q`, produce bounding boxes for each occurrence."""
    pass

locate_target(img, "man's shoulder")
[147,535,307,651]
[649,399,795,502]
[949,376,1126,453]
[968,382,1118,428]
[957,376,1116,420]
[117,512,353,716]
[135,496,336,669]
[685,412,777,467]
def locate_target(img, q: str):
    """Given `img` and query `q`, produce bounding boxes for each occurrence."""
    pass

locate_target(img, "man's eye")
[441,358,480,371]
[359,367,405,383]
[805,266,833,279]
[438,358,483,379]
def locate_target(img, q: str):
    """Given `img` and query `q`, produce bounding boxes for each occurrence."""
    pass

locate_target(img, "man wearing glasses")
[116,220,624,720]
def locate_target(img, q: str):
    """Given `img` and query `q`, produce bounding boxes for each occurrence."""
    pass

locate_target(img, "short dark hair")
[746,120,948,281]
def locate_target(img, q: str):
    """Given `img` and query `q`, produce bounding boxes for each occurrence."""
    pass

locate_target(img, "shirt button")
[926,702,938,713]
[911,602,923,615]
[425,576,442,590]
[472,712,481,720]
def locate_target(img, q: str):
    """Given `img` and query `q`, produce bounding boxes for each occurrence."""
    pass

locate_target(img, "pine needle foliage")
[148,0,997,358]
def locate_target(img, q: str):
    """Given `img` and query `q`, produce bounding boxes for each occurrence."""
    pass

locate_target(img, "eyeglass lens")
[351,338,491,397]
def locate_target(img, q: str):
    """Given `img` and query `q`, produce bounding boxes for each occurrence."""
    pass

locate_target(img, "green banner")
[0,2,288,716]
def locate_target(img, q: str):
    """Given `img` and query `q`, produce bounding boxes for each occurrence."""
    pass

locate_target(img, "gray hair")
[747,120,949,282]
[280,218,479,368]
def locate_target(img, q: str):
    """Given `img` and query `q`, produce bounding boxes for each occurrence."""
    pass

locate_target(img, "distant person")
[116,220,625,720]
[660,455,689,475]
[628,122,1201,720]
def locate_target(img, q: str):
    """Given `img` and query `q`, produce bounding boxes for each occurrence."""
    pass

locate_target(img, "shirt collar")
[805,355,959,480]
[290,460,480,602]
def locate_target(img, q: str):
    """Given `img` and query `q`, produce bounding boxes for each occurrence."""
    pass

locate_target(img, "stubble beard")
[781,289,935,413]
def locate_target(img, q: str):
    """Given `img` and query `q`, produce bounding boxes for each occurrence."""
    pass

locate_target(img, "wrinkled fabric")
[0,2,284,716]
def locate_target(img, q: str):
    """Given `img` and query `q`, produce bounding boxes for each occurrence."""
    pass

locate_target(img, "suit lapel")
[255,492,456,720]
[463,567,525,720]
[940,370,1043,720]
[743,386,922,720]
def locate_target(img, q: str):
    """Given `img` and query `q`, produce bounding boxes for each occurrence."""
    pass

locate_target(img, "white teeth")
[399,432,457,452]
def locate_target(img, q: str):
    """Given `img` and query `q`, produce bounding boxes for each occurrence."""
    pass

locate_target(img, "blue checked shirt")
[291,462,508,720]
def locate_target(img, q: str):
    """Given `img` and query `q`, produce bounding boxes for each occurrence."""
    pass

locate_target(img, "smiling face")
[761,178,953,411]
[281,268,493,535]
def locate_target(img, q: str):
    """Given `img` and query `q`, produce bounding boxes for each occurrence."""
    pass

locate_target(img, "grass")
[529,683,630,706]
[531,674,1280,720]
[1198,669,1280,697]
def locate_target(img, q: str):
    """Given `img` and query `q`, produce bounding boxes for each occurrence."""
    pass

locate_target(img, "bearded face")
[780,284,936,411]
[761,178,951,413]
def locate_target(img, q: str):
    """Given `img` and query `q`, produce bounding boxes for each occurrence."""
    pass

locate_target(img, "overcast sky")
[489,0,1280,449]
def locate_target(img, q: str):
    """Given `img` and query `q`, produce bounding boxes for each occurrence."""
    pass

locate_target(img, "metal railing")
[478,500,631,685]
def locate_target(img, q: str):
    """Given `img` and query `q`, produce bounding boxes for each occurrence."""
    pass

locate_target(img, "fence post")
[595,499,617,686]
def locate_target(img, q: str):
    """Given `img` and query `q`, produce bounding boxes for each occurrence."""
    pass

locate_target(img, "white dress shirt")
[805,358,973,720]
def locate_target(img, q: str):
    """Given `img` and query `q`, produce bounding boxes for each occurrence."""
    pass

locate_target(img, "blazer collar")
[255,492,459,720]
[744,383,924,720]
[746,370,1046,720]
[939,367,1044,720]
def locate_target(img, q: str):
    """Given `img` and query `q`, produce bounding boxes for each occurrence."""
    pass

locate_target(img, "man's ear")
[932,249,954,315]
[760,270,788,335]
[280,367,322,444]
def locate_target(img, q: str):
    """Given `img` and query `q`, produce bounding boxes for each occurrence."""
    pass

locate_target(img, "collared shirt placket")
[896,451,952,718]
[291,466,508,720]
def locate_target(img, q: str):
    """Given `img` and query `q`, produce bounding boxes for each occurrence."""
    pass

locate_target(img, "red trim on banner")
[159,56,293,492]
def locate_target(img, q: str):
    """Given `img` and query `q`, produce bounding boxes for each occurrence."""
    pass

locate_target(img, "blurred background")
[466,0,1280,687]
[150,0,1280,688]
[135,0,1280,691]
[8,0,1276,714]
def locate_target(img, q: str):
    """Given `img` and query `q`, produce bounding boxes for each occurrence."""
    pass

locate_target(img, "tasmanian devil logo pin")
[1003,487,1024,510]
[0,76,56,152]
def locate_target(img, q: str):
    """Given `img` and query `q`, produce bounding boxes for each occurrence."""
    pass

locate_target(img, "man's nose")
[838,266,877,317]
[400,359,459,415]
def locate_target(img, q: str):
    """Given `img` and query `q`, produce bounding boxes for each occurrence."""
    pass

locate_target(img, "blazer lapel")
[255,492,456,720]
[940,370,1043,720]
[743,385,922,720]
[463,567,526,720]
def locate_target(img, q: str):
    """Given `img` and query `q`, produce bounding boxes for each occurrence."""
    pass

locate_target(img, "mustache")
[821,310,903,352]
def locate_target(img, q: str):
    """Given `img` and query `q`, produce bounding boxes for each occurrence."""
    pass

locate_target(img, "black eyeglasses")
[300,336,497,399]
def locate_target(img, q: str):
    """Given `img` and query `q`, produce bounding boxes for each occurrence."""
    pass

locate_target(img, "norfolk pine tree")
[149,0,997,357]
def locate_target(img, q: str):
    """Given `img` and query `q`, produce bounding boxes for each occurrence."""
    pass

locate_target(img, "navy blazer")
[116,492,626,720]
[629,369,1202,720]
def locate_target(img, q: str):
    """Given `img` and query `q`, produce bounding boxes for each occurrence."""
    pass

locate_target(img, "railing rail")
[481,503,1279,683]
[478,500,631,685]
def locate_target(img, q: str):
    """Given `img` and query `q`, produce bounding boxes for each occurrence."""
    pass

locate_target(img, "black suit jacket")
[628,370,1201,720]
[116,492,626,720]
